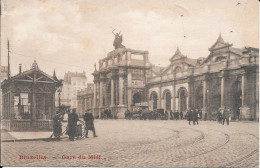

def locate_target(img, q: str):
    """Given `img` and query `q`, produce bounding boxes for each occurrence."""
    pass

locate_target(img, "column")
[104,82,107,106]
[202,80,207,119]
[93,82,97,108]
[127,72,132,110]
[188,82,191,109]
[158,86,161,108]
[85,97,88,111]
[111,78,114,106]
[119,75,124,105]
[241,74,245,106]
[221,73,225,107]
[240,72,250,119]
[127,50,132,65]
[99,80,103,107]
[172,82,175,111]
[31,70,37,127]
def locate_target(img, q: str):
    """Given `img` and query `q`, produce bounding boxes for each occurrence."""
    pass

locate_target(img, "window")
[14,93,31,119]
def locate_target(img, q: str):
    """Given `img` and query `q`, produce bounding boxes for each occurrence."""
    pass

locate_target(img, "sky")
[1,0,259,81]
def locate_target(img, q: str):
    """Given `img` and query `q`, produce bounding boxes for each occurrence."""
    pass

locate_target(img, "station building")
[89,34,259,120]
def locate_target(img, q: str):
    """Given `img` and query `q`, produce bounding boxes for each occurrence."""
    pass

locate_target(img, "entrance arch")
[230,80,242,119]
[177,87,188,112]
[163,90,171,111]
[210,81,221,117]
[150,91,158,110]
[133,92,142,104]
[195,85,203,110]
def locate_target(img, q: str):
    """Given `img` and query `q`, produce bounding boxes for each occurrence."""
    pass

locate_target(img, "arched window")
[175,66,182,73]
[150,91,158,110]
[165,92,171,111]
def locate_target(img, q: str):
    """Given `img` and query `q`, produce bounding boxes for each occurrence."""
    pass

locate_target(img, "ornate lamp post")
[57,81,63,111]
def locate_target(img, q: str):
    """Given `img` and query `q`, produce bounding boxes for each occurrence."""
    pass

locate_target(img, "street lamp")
[57,81,63,111]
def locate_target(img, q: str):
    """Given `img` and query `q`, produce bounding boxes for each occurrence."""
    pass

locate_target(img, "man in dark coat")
[68,109,79,141]
[237,110,240,120]
[176,111,179,120]
[165,111,169,120]
[192,109,198,125]
[170,110,173,120]
[53,111,62,140]
[180,111,183,120]
[217,110,222,124]
[223,107,230,125]
[195,109,199,124]
[187,109,192,125]
[84,110,97,138]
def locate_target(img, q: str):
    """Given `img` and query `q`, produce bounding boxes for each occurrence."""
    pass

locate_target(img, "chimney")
[19,64,22,73]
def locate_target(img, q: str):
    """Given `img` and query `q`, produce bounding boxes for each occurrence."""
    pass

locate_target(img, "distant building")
[55,71,88,110]
[77,83,94,117]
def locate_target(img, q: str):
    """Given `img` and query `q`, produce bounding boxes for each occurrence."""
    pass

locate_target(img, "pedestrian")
[165,111,169,120]
[237,110,240,120]
[192,109,197,125]
[187,109,192,125]
[53,111,62,140]
[68,108,79,141]
[180,111,183,120]
[170,110,173,120]
[218,110,223,124]
[223,107,230,125]
[195,109,199,124]
[176,111,179,120]
[84,109,97,138]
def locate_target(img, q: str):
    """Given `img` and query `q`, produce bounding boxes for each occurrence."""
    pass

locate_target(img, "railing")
[1,119,53,131]
[11,119,31,130]
[37,120,53,130]
[1,119,11,130]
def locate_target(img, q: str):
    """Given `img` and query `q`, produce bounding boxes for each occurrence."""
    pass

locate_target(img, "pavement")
[1,119,259,167]
[1,131,53,142]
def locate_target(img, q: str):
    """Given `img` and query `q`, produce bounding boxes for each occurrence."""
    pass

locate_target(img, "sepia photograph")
[0,0,259,167]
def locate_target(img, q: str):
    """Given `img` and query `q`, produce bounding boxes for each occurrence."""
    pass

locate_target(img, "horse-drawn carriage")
[101,109,113,119]
[125,103,149,120]
[125,103,169,120]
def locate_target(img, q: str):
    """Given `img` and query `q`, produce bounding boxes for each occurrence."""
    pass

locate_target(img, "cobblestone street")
[1,120,259,167]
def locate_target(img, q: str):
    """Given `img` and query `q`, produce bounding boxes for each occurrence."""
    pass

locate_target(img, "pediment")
[209,34,232,51]
[170,48,185,62]
[13,69,58,83]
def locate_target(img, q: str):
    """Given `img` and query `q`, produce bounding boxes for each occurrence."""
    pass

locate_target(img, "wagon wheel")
[76,120,86,140]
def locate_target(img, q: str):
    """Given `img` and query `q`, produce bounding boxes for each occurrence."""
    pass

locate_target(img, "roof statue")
[112,29,125,50]
[31,60,39,69]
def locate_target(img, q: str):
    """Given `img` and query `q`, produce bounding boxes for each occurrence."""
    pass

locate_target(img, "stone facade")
[147,35,259,120]
[93,35,259,120]
[92,48,151,118]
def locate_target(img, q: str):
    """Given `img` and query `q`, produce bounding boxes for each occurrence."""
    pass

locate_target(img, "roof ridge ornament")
[217,33,224,43]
